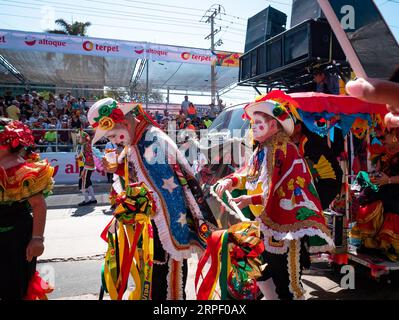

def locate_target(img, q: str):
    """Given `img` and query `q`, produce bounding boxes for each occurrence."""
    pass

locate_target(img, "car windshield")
[227,107,248,136]
[209,106,248,132]
[208,110,227,131]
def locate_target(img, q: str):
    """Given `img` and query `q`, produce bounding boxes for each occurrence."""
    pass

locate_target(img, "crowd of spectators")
[149,96,224,136]
[0,91,225,152]
[0,89,90,152]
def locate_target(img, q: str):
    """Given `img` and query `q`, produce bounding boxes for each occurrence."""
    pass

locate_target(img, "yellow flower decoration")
[277,186,286,198]
[287,179,295,191]
[296,176,305,188]
[98,116,115,131]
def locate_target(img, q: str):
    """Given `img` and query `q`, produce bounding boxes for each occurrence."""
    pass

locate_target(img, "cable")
[1,1,212,31]
[4,0,209,28]
[0,13,204,37]
[116,0,207,13]
[31,0,206,19]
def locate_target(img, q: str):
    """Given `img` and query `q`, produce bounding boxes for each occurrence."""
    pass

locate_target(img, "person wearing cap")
[215,90,333,300]
[88,98,218,300]
[76,130,97,206]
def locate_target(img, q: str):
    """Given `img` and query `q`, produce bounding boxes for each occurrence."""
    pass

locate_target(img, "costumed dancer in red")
[0,118,54,300]
[352,128,399,261]
[215,92,334,300]
[76,129,97,206]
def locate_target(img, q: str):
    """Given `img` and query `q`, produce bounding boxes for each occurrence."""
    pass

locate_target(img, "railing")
[31,128,106,152]
[30,127,205,152]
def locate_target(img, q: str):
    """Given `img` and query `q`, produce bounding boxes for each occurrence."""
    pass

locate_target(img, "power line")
[0,11,247,48]
[0,13,205,37]
[117,0,207,13]
[4,0,208,27]
[4,0,249,35]
[266,0,292,6]
[35,0,206,19]
[2,1,212,31]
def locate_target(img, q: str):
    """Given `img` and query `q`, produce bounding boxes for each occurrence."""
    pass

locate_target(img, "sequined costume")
[0,120,54,300]
[88,100,217,300]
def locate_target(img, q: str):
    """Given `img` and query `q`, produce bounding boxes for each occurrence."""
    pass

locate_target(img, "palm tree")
[46,19,91,36]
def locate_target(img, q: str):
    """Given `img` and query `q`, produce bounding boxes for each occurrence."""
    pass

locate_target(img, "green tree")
[46,19,91,36]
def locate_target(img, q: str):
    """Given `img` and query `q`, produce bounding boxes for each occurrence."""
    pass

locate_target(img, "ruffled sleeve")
[0,159,54,203]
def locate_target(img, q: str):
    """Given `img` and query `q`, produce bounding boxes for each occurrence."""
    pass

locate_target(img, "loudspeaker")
[244,6,287,52]
[291,0,325,27]
[239,19,346,83]
[324,210,348,254]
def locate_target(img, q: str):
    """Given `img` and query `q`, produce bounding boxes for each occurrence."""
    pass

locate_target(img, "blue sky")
[0,0,398,104]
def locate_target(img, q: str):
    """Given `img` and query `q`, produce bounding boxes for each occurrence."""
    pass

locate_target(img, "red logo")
[134,46,144,54]
[0,36,6,44]
[83,40,94,51]
[24,36,36,46]
[50,159,59,177]
[181,52,190,60]
[83,40,119,53]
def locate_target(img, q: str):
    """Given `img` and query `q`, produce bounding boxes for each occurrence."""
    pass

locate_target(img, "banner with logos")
[41,152,108,184]
[0,29,240,66]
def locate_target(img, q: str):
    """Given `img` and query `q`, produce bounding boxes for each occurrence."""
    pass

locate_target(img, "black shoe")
[89,199,98,205]
[78,200,91,206]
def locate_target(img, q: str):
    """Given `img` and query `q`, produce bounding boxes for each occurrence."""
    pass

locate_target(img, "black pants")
[78,167,93,190]
[107,173,113,183]
[151,223,188,300]
[0,203,36,300]
[260,238,310,300]
[151,257,188,300]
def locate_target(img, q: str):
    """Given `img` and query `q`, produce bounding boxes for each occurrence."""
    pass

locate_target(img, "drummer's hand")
[229,195,252,210]
[346,78,399,128]
[102,158,117,173]
[374,172,390,186]
[215,179,233,198]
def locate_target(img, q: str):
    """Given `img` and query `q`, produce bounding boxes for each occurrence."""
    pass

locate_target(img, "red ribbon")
[100,217,115,242]
[195,230,224,300]
[117,223,143,300]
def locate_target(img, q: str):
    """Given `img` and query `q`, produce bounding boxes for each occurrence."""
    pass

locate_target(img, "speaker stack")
[290,0,326,27]
[239,19,346,87]
[244,6,287,53]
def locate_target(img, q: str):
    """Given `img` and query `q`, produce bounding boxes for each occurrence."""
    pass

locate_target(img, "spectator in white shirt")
[181,95,191,116]
[56,94,66,111]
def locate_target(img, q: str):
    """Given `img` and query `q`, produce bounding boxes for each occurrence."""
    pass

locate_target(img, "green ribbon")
[219,231,229,300]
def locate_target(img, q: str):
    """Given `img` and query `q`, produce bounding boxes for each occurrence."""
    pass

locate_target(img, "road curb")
[52,183,112,195]
[38,254,105,263]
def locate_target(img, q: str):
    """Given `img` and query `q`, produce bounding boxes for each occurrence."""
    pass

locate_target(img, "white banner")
[41,152,108,184]
[0,29,238,66]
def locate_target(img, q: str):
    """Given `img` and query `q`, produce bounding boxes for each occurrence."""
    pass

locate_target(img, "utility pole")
[201,5,224,105]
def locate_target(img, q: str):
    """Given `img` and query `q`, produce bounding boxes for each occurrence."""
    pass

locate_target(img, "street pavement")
[39,192,399,300]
